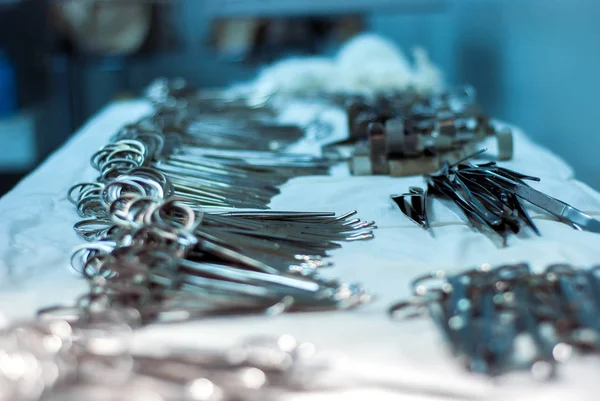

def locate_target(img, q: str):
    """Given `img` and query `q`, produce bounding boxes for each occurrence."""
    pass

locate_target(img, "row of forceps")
[68,168,374,275]
[92,124,331,209]
[143,78,333,152]
[389,263,600,379]
[144,108,305,152]
[78,77,336,210]
[0,306,325,401]
[392,150,600,244]
[67,196,370,322]
[64,76,374,322]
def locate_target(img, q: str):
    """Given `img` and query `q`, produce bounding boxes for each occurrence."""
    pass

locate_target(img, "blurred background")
[0,0,598,195]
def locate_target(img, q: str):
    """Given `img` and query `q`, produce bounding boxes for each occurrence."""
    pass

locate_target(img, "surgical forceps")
[390,263,600,378]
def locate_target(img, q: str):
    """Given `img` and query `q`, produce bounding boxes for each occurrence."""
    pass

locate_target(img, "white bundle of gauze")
[332,33,414,94]
[232,33,445,98]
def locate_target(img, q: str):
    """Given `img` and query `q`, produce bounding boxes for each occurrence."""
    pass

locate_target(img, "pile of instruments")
[391,152,600,244]
[326,86,514,176]
[390,263,600,379]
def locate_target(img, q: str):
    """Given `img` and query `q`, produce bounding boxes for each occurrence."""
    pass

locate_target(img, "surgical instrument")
[322,86,513,176]
[391,151,600,243]
[389,263,600,378]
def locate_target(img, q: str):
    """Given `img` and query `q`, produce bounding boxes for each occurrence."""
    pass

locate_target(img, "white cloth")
[1,100,600,400]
